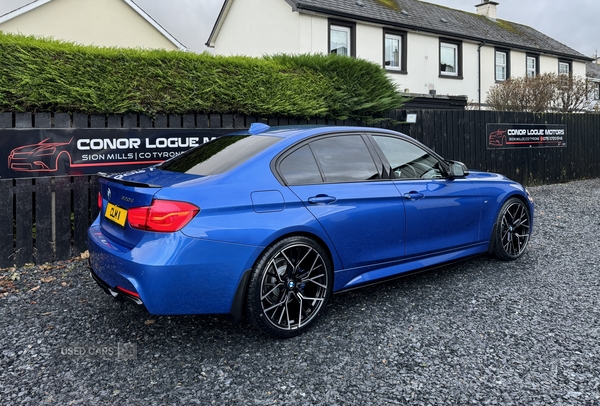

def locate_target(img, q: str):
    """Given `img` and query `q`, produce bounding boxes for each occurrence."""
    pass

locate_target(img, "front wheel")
[492,198,531,261]
[246,236,333,338]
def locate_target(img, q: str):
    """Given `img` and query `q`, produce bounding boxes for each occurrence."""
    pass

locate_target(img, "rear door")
[370,134,482,257]
[280,133,406,269]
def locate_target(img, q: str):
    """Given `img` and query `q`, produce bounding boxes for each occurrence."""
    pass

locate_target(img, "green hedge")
[0,33,406,120]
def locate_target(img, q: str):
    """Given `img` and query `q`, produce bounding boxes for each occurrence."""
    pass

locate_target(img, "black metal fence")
[1,110,599,267]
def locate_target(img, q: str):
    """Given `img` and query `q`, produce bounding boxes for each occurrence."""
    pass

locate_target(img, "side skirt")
[334,243,490,292]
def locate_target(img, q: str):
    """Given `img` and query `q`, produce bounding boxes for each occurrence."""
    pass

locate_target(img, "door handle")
[308,194,337,205]
[403,191,425,200]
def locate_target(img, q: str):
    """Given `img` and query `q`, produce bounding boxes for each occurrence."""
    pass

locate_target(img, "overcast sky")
[0,0,597,57]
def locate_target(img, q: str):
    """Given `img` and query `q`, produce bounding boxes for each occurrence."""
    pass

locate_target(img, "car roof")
[229,124,404,142]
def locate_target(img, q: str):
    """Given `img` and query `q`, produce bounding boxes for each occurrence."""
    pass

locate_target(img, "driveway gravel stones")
[1,178,599,405]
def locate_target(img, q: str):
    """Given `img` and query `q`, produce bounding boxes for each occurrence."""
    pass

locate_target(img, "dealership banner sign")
[1,128,233,178]
[486,124,567,149]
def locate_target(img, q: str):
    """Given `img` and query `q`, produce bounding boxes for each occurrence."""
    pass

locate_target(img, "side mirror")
[448,161,469,178]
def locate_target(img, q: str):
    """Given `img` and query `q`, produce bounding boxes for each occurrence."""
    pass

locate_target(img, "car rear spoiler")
[97,172,161,188]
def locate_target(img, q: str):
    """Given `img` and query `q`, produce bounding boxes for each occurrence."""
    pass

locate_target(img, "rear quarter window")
[279,145,323,185]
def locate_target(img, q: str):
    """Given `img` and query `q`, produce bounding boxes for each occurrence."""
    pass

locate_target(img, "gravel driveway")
[1,178,599,405]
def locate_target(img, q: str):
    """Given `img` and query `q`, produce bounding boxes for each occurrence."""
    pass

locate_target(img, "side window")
[495,49,509,81]
[310,135,379,182]
[372,135,444,179]
[383,29,407,73]
[526,55,538,78]
[279,145,322,185]
[329,20,355,57]
[440,40,462,78]
[559,60,571,76]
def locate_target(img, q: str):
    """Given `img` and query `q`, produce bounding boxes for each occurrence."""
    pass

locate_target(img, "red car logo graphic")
[488,129,507,147]
[8,137,73,172]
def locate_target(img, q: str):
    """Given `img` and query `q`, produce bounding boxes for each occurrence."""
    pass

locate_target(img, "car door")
[370,134,482,257]
[279,133,406,269]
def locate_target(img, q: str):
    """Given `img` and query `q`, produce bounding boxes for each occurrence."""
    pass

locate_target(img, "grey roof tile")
[291,0,589,60]
[587,62,600,78]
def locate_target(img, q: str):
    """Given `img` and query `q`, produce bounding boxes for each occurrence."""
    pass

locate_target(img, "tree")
[552,74,592,113]
[486,73,594,113]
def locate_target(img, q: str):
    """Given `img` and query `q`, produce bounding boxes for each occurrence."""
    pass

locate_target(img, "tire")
[492,197,531,261]
[245,236,333,338]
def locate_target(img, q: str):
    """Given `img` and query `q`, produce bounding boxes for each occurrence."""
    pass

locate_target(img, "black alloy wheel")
[493,197,531,261]
[246,236,332,338]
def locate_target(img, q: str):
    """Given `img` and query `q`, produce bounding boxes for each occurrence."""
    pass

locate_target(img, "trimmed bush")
[0,33,406,120]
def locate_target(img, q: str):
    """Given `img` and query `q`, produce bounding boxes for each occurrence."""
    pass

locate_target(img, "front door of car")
[279,134,406,269]
[371,135,482,257]
[395,178,481,256]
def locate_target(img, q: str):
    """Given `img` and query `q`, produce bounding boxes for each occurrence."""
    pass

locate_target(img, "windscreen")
[158,135,279,175]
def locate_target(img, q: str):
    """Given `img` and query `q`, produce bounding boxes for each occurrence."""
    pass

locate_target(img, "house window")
[383,30,407,73]
[526,55,538,78]
[559,61,571,76]
[329,20,355,57]
[495,50,508,81]
[594,83,600,100]
[440,40,461,78]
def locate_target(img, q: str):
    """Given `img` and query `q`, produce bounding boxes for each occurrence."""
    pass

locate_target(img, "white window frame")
[495,51,507,81]
[384,33,402,70]
[440,42,458,76]
[330,25,351,56]
[559,61,570,76]
[526,56,537,78]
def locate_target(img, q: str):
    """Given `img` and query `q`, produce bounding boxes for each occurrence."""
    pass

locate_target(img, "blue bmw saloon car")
[88,124,533,337]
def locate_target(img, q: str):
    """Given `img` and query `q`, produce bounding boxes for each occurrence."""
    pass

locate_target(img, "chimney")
[475,0,499,20]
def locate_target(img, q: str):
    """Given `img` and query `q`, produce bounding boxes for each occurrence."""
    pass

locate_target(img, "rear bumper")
[87,219,262,315]
[90,267,145,306]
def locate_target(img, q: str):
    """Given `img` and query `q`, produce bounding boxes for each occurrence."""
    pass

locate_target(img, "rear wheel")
[246,236,332,338]
[492,198,531,261]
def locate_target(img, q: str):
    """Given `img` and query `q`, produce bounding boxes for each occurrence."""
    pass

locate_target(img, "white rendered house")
[0,0,186,50]
[207,0,591,108]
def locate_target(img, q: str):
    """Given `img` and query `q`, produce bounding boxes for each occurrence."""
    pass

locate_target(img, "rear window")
[158,135,279,175]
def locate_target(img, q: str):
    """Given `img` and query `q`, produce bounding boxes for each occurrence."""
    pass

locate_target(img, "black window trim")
[525,53,540,78]
[328,19,356,57]
[273,132,386,186]
[558,59,572,76]
[365,133,451,181]
[495,47,511,82]
[439,38,463,80]
[383,28,408,74]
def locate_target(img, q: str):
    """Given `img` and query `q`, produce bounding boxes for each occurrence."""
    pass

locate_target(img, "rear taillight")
[98,192,102,209]
[128,200,199,232]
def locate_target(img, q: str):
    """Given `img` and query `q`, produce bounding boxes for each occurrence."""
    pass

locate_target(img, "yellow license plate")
[105,202,127,227]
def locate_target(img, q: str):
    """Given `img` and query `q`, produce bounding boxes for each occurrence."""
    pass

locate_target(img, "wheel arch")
[488,193,533,259]
[487,192,533,254]
[228,230,338,323]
